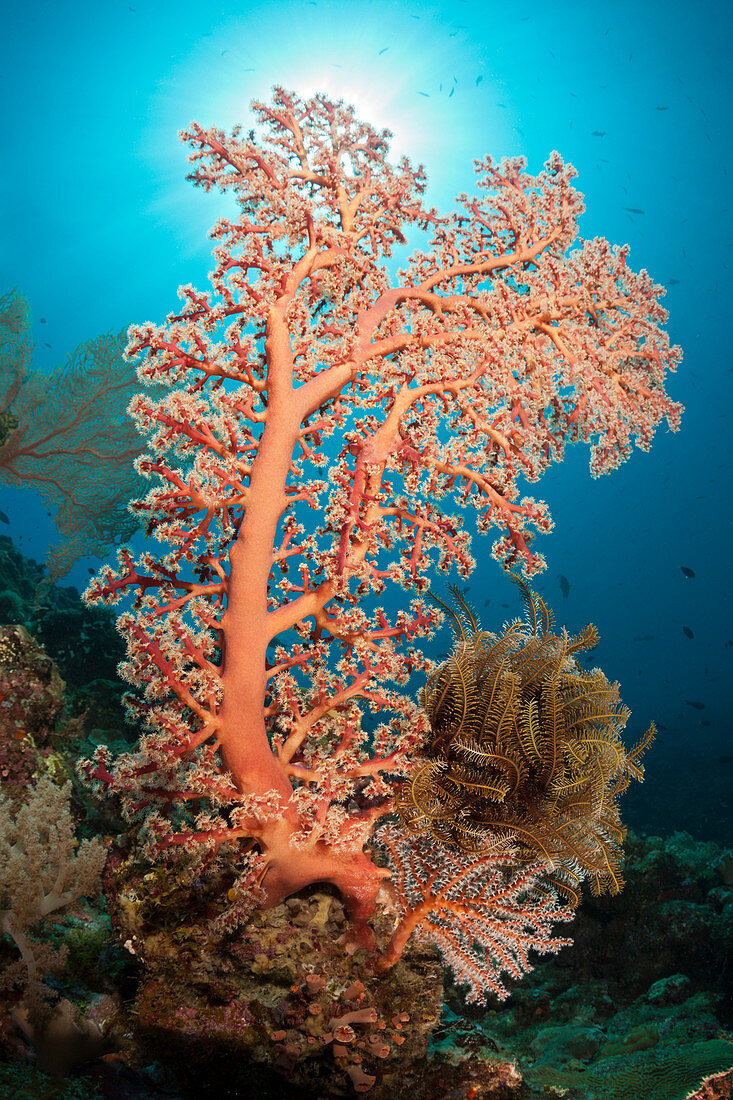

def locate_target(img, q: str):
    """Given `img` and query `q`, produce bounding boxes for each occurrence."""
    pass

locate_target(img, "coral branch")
[375,825,573,1004]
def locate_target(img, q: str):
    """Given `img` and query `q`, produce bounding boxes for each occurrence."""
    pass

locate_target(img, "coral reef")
[0,80,697,1097]
[0,605,730,1096]
[99,838,445,1098]
[432,828,733,1099]
[0,535,128,735]
[0,624,69,798]
[1,821,722,1099]
[79,84,681,971]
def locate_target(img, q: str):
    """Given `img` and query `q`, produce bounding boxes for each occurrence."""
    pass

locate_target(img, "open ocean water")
[1,2,731,1098]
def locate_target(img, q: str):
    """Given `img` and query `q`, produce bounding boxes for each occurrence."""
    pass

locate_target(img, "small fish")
[40,317,46,323]
[682,625,694,639]
[558,574,570,598]
[0,510,8,523]
[449,88,454,98]
[88,568,95,574]
[680,565,695,578]
[483,598,491,607]
[378,47,389,55]
[668,279,680,286]
[418,92,430,97]
[624,207,645,214]
[591,130,607,137]
[476,75,483,86]
[655,106,669,110]
[685,700,706,710]
[719,755,732,765]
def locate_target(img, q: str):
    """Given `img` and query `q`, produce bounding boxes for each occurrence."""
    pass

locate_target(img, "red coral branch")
[375,825,574,1004]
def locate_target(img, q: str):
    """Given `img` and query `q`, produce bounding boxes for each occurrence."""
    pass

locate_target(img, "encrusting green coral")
[525,1040,733,1100]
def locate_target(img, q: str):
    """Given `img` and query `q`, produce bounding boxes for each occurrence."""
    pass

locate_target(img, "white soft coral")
[0,778,106,1030]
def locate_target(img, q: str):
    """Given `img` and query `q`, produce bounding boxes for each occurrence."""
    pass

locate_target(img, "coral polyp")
[396,577,655,906]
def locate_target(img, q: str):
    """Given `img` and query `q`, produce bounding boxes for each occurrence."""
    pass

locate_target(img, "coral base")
[104,843,450,1097]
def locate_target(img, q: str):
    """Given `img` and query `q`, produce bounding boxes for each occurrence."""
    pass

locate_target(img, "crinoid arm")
[425,583,480,641]
[398,579,656,904]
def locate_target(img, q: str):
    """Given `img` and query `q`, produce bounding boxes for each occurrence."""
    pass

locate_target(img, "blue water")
[1,0,731,844]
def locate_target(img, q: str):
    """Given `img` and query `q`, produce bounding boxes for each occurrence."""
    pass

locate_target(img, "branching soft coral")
[376,825,573,1004]
[79,86,679,947]
[0,778,106,1021]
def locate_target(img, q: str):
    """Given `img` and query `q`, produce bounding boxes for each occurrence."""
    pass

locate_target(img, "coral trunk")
[257,815,390,944]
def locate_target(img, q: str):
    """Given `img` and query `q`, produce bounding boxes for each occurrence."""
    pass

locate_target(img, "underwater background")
[3,0,732,845]
[1,1,732,1098]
